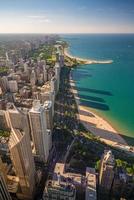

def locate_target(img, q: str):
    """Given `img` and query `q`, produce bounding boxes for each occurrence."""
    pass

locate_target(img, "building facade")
[99,150,115,193]
[29,100,52,162]
[0,172,12,200]
[8,128,36,200]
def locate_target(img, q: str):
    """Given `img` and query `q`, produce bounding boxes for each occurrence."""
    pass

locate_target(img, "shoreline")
[69,74,130,148]
[64,47,113,65]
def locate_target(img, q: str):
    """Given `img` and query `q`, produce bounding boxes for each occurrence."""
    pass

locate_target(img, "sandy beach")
[69,76,127,147]
[64,48,113,64]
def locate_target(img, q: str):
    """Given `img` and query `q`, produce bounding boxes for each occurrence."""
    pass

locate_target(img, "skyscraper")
[30,69,36,86]
[29,100,52,162]
[0,110,8,130]
[8,128,36,199]
[0,172,12,200]
[8,80,18,93]
[44,100,53,131]
[99,150,115,193]
[54,62,60,92]
[6,103,30,138]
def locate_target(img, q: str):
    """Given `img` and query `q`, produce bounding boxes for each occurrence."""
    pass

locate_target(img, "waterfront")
[63,34,134,145]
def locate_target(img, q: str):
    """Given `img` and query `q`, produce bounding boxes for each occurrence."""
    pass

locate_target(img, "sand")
[64,48,113,64]
[70,77,128,147]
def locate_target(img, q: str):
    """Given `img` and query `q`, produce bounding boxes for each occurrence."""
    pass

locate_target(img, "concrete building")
[59,54,64,68]
[8,128,36,200]
[43,180,76,200]
[43,65,48,83]
[29,100,52,162]
[8,80,18,93]
[43,163,76,200]
[55,62,61,92]
[6,103,30,137]
[44,101,53,131]
[0,76,9,93]
[85,167,97,200]
[0,110,8,130]
[0,172,12,200]
[51,77,58,95]
[99,150,115,193]
[112,167,134,199]
[30,69,36,86]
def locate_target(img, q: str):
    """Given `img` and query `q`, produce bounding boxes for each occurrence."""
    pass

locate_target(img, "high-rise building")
[55,62,60,92]
[44,101,53,131]
[59,54,64,68]
[0,172,12,200]
[39,91,55,117]
[0,76,9,93]
[6,103,30,137]
[50,77,57,95]
[85,167,97,200]
[99,150,115,193]
[8,128,36,200]
[43,65,48,83]
[29,100,52,162]
[8,80,18,93]
[30,69,36,86]
[0,110,8,130]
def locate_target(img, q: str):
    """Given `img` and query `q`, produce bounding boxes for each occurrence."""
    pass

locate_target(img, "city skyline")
[0,0,134,33]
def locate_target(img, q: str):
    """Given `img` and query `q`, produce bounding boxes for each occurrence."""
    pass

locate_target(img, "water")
[62,34,134,143]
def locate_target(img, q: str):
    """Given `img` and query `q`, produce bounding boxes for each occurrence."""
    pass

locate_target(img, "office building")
[29,100,52,162]
[0,110,8,130]
[0,172,12,200]
[8,128,36,199]
[8,80,18,93]
[0,76,9,93]
[55,62,60,92]
[99,150,115,193]
[30,69,36,86]
[59,54,64,68]
[43,65,48,83]
[85,167,97,200]
[44,101,53,131]
[6,103,30,137]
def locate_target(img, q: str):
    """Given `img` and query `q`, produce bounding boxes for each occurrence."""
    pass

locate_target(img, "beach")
[64,47,113,64]
[69,76,128,147]
[64,41,134,151]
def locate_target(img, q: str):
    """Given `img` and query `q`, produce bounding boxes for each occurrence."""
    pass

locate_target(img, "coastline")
[64,47,113,64]
[69,74,129,148]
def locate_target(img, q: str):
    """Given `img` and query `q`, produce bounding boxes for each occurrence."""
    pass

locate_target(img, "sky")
[0,0,134,33]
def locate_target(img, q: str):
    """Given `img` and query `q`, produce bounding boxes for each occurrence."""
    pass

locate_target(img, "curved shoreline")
[64,44,134,151]
[64,47,113,64]
[69,75,134,152]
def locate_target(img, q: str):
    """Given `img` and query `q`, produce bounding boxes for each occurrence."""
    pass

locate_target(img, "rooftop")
[86,167,96,200]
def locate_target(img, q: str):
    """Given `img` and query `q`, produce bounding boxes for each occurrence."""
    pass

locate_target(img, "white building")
[29,100,52,162]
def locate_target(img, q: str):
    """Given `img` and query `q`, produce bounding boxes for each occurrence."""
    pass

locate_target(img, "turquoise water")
[62,34,134,141]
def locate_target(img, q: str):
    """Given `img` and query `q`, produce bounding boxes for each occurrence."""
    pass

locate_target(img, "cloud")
[38,19,51,23]
[27,15,51,23]
[27,15,46,19]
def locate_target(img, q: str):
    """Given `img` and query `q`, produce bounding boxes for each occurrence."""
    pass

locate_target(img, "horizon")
[0,33,134,35]
[0,0,134,34]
